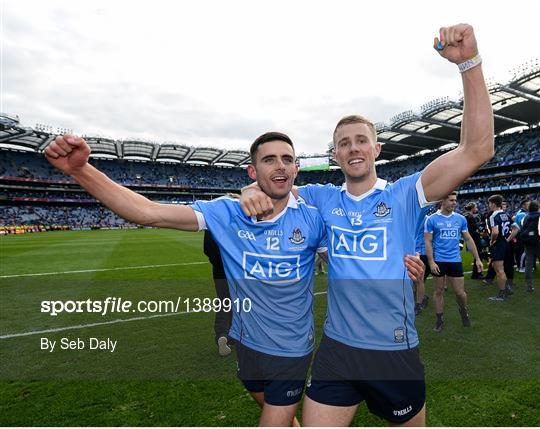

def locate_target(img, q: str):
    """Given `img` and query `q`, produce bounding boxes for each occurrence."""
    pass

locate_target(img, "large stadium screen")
[298,156,330,171]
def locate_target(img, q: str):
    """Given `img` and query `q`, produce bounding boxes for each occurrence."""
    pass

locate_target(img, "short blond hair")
[333,115,377,145]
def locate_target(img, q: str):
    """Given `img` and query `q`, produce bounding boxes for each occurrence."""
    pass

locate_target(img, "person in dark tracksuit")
[203,229,233,356]
[464,202,484,279]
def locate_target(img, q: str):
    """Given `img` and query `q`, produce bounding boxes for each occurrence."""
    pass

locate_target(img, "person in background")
[521,200,539,292]
[203,229,233,357]
[464,202,485,279]
[425,192,483,332]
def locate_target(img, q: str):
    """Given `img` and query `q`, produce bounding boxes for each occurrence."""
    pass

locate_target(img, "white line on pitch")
[0,292,330,340]
[0,261,209,279]
[0,311,192,339]
[0,269,482,339]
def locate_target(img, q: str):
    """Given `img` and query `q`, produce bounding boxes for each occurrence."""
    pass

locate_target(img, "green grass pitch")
[0,229,538,426]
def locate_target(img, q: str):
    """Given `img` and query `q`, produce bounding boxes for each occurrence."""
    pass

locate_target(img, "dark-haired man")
[464,202,485,279]
[425,192,483,332]
[520,200,539,292]
[203,229,232,356]
[512,198,530,272]
[45,131,424,426]
[487,194,513,301]
[240,23,494,426]
[45,131,330,426]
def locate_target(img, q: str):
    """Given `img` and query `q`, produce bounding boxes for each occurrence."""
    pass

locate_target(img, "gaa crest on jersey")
[374,201,391,217]
[331,207,346,217]
[394,327,405,343]
[289,228,306,245]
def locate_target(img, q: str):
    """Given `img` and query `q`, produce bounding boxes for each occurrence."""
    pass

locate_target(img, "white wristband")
[458,54,482,73]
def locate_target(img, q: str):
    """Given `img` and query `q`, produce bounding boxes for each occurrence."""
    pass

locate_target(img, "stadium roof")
[1,61,538,165]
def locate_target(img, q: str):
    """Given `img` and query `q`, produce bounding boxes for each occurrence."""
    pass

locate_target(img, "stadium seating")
[1,127,538,231]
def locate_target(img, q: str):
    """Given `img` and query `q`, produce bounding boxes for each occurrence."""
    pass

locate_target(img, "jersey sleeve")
[297,184,337,209]
[392,172,431,233]
[190,197,236,234]
[315,216,328,253]
[461,215,468,232]
[300,202,328,253]
[425,215,434,234]
[489,213,497,229]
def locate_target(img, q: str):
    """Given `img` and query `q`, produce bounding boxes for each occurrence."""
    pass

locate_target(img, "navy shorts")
[432,261,464,278]
[235,342,312,406]
[490,241,507,261]
[420,255,431,280]
[306,335,425,423]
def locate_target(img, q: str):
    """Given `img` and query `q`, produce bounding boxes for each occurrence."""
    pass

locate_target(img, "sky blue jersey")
[424,211,468,262]
[298,172,432,351]
[415,205,437,255]
[514,209,528,230]
[191,193,327,357]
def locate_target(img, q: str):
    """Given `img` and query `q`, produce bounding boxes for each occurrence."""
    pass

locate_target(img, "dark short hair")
[528,200,539,212]
[520,198,530,207]
[250,132,294,163]
[464,202,477,211]
[488,194,503,208]
[447,191,458,197]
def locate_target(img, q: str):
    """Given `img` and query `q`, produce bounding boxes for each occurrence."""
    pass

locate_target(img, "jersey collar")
[251,192,298,224]
[436,209,455,218]
[340,178,387,201]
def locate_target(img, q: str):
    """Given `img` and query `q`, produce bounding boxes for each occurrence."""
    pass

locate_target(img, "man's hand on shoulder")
[240,183,274,217]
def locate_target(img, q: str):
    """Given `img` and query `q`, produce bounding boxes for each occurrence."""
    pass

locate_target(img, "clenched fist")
[44,134,91,176]
[434,23,479,65]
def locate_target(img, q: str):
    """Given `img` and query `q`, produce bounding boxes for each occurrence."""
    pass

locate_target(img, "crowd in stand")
[1,127,538,231]
[0,205,135,231]
[1,190,200,203]
[1,127,538,189]
[0,151,248,189]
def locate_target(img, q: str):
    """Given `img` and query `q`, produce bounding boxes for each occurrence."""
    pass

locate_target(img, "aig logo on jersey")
[331,226,387,260]
[440,229,459,239]
[243,252,300,284]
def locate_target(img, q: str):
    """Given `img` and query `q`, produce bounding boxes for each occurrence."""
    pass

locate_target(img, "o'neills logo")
[393,405,413,416]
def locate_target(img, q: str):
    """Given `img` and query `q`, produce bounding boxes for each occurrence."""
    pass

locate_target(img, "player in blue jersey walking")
[240,23,494,426]
[413,205,438,315]
[424,192,483,332]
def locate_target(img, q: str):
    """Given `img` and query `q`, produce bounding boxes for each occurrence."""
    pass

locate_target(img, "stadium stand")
[1,61,538,233]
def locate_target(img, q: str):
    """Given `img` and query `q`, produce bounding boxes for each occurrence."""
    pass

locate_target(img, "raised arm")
[422,24,494,202]
[44,135,199,231]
